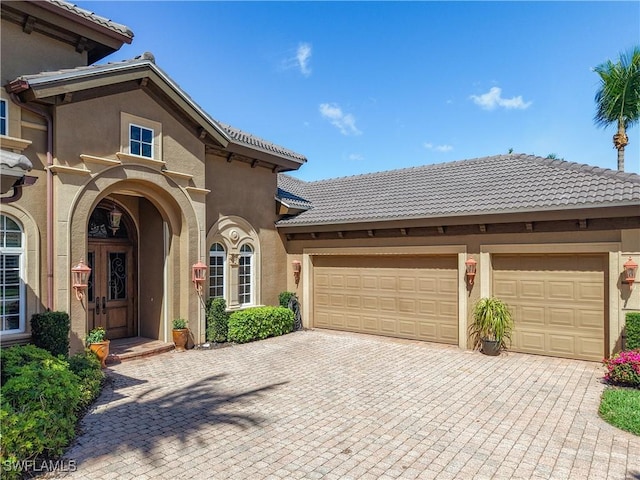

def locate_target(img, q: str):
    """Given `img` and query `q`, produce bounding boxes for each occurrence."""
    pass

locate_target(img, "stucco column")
[228,253,240,308]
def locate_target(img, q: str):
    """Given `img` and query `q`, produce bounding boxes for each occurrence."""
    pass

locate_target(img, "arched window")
[238,244,253,306]
[0,215,24,334]
[209,243,226,299]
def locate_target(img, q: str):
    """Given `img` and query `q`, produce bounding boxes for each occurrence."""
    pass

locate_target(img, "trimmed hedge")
[30,311,70,357]
[279,291,296,308]
[206,298,229,343]
[228,306,294,344]
[0,345,104,479]
[626,312,640,351]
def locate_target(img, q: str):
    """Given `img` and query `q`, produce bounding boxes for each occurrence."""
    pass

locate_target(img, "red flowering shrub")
[603,349,640,388]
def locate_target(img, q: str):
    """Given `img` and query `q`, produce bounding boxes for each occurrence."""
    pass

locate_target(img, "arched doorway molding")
[66,164,203,351]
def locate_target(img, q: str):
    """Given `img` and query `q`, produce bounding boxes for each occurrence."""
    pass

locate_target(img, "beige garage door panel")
[313,256,458,344]
[493,254,606,361]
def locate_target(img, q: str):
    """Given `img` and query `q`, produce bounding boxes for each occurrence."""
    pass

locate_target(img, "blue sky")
[76,1,640,180]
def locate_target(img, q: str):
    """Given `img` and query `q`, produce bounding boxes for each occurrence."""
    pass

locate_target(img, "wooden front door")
[88,243,135,339]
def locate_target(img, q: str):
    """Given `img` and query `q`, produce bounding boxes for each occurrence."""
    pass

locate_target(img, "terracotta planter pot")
[172,328,189,352]
[89,340,110,368]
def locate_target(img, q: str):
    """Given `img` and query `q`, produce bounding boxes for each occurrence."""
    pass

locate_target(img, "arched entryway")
[87,199,137,339]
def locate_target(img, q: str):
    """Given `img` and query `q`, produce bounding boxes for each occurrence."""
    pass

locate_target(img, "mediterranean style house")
[2,1,639,361]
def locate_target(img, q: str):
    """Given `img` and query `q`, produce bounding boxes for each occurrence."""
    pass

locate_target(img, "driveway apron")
[53,330,639,479]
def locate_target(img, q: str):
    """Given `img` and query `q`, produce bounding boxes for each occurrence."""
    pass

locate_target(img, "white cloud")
[470,87,532,110]
[319,103,362,135]
[296,43,312,77]
[348,153,364,161]
[424,142,453,152]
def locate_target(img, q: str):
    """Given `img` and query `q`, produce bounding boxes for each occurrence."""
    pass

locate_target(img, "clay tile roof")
[217,123,308,164]
[47,0,134,39]
[276,153,640,226]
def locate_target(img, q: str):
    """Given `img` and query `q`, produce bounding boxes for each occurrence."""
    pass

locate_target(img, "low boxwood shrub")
[228,306,294,344]
[30,310,70,357]
[69,350,105,410]
[626,312,640,351]
[0,345,104,479]
[206,298,229,342]
[1,343,56,385]
[603,349,640,388]
[279,291,296,308]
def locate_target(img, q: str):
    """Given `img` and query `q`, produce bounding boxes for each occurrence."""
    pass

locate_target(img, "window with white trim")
[129,124,154,158]
[238,244,253,306]
[0,99,7,136]
[209,243,226,299]
[0,215,24,334]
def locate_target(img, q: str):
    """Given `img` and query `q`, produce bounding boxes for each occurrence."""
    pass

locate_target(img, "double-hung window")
[129,124,154,158]
[0,215,24,334]
[238,244,253,306]
[209,243,226,299]
[0,99,7,136]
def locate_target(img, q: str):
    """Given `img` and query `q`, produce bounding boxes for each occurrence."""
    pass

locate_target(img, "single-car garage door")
[492,254,606,361]
[313,255,458,344]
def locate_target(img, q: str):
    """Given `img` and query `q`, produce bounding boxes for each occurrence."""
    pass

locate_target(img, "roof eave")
[276,202,640,230]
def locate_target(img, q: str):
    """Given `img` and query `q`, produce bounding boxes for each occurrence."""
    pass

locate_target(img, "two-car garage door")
[313,255,458,344]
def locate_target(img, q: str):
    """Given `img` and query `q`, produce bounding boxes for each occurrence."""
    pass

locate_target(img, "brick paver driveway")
[57,330,638,479]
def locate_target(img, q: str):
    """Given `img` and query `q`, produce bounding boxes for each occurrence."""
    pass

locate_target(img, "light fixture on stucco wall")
[624,257,638,290]
[465,256,477,286]
[71,259,91,301]
[292,260,301,285]
[192,261,207,294]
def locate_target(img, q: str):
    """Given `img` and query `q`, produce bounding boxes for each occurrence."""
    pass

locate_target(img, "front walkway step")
[106,336,174,364]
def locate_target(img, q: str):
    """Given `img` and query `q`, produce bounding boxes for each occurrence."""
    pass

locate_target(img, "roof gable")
[6,54,306,168]
[277,154,640,227]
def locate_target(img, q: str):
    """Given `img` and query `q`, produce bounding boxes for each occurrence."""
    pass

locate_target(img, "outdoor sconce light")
[465,256,477,286]
[71,260,91,301]
[108,204,123,235]
[623,257,638,290]
[192,261,208,294]
[292,260,302,285]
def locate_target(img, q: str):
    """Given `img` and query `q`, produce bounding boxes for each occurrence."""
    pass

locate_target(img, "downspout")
[10,94,54,310]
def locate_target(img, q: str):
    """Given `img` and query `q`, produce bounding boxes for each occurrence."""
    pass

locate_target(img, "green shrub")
[279,291,296,308]
[626,312,640,350]
[0,345,104,477]
[228,306,294,344]
[1,355,81,471]
[206,298,229,342]
[30,311,70,357]
[69,350,105,410]
[1,344,56,386]
[85,326,106,344]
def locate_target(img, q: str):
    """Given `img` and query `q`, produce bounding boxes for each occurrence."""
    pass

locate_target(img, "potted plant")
[172,318,189,352]
[86,326,110,368]
[469,297,514,356]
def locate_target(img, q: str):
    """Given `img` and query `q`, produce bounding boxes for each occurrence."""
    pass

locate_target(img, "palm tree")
[593,47,640,171]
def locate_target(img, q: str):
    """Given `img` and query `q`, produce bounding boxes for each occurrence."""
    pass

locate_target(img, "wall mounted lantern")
[623,257,638,289]
[192,261,208,294]
[292,260,302,285]
[108,204,123,235]
[465,257,477,286]
[71,259,91,301]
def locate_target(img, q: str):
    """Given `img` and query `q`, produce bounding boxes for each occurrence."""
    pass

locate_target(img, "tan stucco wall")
[1,20,88,86]
[205,154,288,307]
